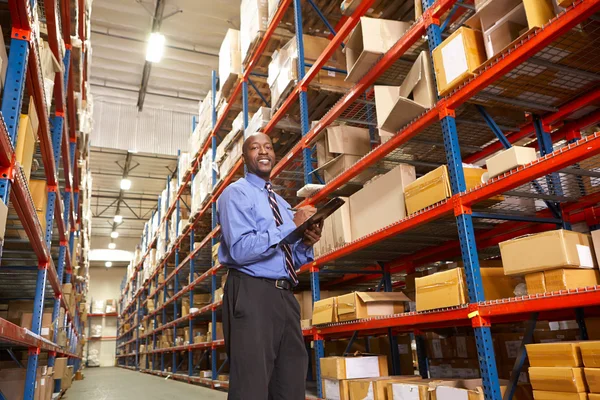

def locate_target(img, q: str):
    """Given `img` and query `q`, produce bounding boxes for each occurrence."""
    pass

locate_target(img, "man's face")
[243,133,276,180]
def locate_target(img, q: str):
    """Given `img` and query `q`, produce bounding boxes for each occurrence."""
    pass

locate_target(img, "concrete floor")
[65,367,227,400]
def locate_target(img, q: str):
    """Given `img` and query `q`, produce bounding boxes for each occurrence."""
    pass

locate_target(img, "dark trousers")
[223,269,308,400]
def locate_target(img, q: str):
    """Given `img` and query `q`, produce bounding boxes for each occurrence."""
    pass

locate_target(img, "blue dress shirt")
[217,173,314,280]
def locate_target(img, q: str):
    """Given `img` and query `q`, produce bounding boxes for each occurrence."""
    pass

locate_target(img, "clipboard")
[282,197,346,245]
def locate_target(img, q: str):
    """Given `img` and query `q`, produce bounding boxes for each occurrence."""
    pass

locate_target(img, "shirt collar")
[246,173,270,190]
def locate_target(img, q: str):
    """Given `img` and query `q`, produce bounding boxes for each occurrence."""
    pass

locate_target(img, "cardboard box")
[526,272,546,295]
[7,300,34,324]
[345,17,411,82]
[219,29,241,98]
[348,376,422,400]
[479,266,520,300]
[404,165,451,215]
[320,355,388,380]
[349,163,416,240]
[30,179,49,233]
[528,367,587,392]
[374,51,436,133]
[533,329,580,344]
[337,292,410,322]
[585,368,600,393]
[544,269,600,292]
[592,230,600,268]
[322,379,350,400]
[319,154,362,184]
[580,342,600,368]
[486,146,537,178]
[415,268,467,312]
[525,342,583,367]
[533,392,588,400]
[322,125,371,159]
[16,114,36,182]
[54,357,68,378]
[432,27,487,96]
[0,368,26,400]
[313,297,338,325]
[387,381,432,400]
[331,197,352,249]
[208,322,224,341]
[21,312,53,340]
[500,230,596,275]
[523,0,555,29]
[240,0,269,63]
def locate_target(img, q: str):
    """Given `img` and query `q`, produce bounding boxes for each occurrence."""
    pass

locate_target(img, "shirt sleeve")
[219,186,297,266]
[293,241,314,269]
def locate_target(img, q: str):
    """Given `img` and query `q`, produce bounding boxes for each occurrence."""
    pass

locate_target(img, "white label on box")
[441,33,468,85]
[398,344,409,355]
[328,70,336,77]
[365,383,375,400]
[431,339,443,359]
[40,378,45,386]
[392,383,421,400]
[455,337,467,358]
[505,340,522,359]
[344,356,380,379]
[41,327,49,336]
[576,244,594,268]
[324,379,341,400]
[437,386,469,400]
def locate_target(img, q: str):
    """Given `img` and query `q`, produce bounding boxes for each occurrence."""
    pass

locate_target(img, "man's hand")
[293,206,316,227]
[302,221,323,247]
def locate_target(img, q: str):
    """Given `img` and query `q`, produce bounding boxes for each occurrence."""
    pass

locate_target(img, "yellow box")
[525,342,583,367]
[29,179,48,233]
[15,114,36,182]
[544,269,600,292]
[404,165,451,215]
[313,297,338,326]
[348,376,422,400]
[322,379,350,400]
[499,230,595,275]
[320,356,388,380]
[529,367,587,392]
[585,368,600,393]
[533,391,588,400]
[415,268,466,312]
[525,272,546,295]
[336,292,409,322]
[580,342,600,368]
[432,27,486,97]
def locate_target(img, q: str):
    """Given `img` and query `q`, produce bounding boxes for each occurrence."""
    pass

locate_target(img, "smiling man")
[217,132,322,399]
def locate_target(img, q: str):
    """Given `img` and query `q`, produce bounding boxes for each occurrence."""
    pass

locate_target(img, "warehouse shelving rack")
[0,0,91,399]
[116,0,600,398]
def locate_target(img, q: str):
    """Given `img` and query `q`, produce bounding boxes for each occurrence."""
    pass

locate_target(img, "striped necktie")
[265,182,298,285]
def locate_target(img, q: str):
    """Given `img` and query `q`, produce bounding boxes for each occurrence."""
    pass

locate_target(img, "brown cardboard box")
[320,355,388,380]
[21,312,53,340]
[331,197,352,249]
[451,358,481,379]
[218,29,241,98]
[348,376,422,400]
[349,163,416,240]
[533,329,580,344]
[405,165,451,215]
[30,179,48,233]
[485,146,538,178]
[454,334,479,359]
[592,230,600,268]
[8,300,35,324]
[495,332,526,365]
[0,368,26,399]
[337,292,409,322]
[533,392,588,400]
[479,267,520,300]
[590,394,600,400]
[208,322,224,341]
[345,17,411,82]
[53,357,68,379]
[587,318,600,340]
[16,114,36,182]
[580,342,600,368]
[528,367,587,392]
[313,297,338,325]
[585,368,600,393]
[62,366,73,389]
[319,154,362,184]
[499,230,595,275]
[544,269,600,292]
[322,125,371,159]
[374,51,436,133]
[322,379,350,400]
[415,268,467,312]
[526,272,546,295]
[424,332,455,360]
[214,287,224,302]
[523,0,555,29]
[525,342,583,367]
[432,27,486,96]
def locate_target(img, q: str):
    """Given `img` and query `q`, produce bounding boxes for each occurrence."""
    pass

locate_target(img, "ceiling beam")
[138,0,166,111]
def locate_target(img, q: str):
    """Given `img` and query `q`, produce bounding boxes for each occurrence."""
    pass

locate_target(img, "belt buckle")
[275,279,288,290]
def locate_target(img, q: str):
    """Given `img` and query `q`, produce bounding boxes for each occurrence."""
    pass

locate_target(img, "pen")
[288,207,298,212]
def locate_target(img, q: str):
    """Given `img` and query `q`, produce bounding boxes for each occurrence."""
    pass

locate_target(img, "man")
[218,132,322,399]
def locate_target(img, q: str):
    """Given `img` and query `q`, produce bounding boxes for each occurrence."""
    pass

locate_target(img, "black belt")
[261,277,293,291]
[228,268,293,290]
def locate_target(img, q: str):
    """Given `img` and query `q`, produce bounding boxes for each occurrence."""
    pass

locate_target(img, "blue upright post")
[211,70,219,381]
[291,0,323,395]
[188,225,195,376]
[422,1,501,398]
[382,265,401,375]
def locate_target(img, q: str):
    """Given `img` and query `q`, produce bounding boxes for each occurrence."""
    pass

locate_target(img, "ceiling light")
[146,32,166,63]
[114,215,123,223]
[111,231,119,239]
[108,242,116,249]
[105,261,113,268]
[120,179,132,190]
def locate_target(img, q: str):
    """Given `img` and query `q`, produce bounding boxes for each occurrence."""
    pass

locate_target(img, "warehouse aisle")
[66,368,227,400]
